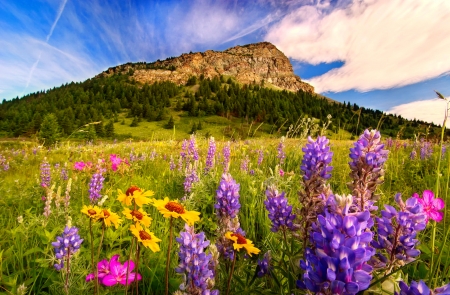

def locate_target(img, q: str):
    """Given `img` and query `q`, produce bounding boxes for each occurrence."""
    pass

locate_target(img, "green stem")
[65,248,70,295]
[226,251,237,295]
[125,237,135,295]
[89,219,97,295]
[135,244,140,295]
[165,217,173,295]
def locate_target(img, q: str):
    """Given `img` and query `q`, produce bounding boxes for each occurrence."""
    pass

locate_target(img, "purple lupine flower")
[410,149,417,160]
[175,224,218,295]
[249,169,255,176]
[177,156,183,172]
[257,251,271,278]
[240,155,250,173]
[32,147,38,155]
[386,137,394,148]
[40,160,51,188]
[184,164,199,196]
[371,194,426,269]
[395,280,450,295]
[52,226,83,270]
[88,170,105,204]
[349,129,389,212]
[205,137,216,173]
[64,179,72,211]
[299,135,333,243]
[60,167,68,181]
[188,134,199,161]
[420,139,433,160]
[222,142,231,173]
[169,155,176,171]
[277,136,286,165]
[264,186,296,232]
[298,194,375,294]
[181,139,188,160]
[215,173,242,260]
[257,149,264,166]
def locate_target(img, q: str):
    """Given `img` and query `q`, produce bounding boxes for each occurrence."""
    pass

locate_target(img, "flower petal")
[101,274,118,286]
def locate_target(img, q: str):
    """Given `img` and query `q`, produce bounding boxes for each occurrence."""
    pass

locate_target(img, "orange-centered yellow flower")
[81,205,102,220]
[130,223,161,252]
[98,208,122,229]
[152,197,200,226]
[225,231,260,256]
[123,207,152,227]
[117,186,154,207]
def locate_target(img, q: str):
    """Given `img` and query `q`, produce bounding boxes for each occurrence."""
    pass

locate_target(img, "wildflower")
[110,154,122,171]
[279,168,284,177]
[414,190,445,223]
[264,186,296,232]
[420,140,433,160]
[52,226,83,270]
[240,155,249,173]
[175,224,218,295]
[102,256,142,286]
[349,129,389,212]
[16,283,27,295]
[395,280,450,295]
[17,215,23,224]
[410,150,417,160]
[123,207,152,227]
[88,170,105,204]
[153,197,200,225]
[117,186,154,207]
[257,251,271,277]
[215,173,241,219]
[298,194,374,294]
[40,159,51,188]
[277,136,286,165]
[181,139,188,160]
[98,208,122,229]
[169,155,176,171]
[188,134,199,161]
[60,167,68,181]
[81,205,102,220]
[86,255,119,282]
[74,161,86,171]
[257,149,264,166]
[130,223,161,252]
[222,141,231,173]
[205,137,216,172]
[183,163,199,196]
[225,231,260,256]
[43,184,55,218]
[371,194,426,268]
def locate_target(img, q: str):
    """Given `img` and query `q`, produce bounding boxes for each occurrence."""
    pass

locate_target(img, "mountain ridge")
[98,42,314,93]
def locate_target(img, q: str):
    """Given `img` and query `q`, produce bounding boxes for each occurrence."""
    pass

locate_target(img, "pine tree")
[105,120,115,137]
[130,116,139,127]
[39,113,60,145]
[165,116,174,129]
[197,121,203,130]
[190,122,197,134]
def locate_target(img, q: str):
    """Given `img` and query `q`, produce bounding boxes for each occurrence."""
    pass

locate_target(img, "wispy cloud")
[266,0,450,93]
[388,99,450,128]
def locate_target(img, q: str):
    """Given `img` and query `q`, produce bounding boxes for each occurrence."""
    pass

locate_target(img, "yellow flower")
[153,197,200,226]
[81,205,102,220]
[98,208,122,229]
[225,231,260,256]
[117,186,154,207]
[130,223,161,252]
[123,207,152,228]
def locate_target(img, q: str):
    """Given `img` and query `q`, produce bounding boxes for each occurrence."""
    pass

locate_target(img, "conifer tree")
[39,113,60,145]
[105,120,115,137]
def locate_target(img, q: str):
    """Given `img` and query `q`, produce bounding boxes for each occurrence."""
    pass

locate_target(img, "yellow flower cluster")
[118,186,161,252]
[152,197,200,226]
[81,205,122,229]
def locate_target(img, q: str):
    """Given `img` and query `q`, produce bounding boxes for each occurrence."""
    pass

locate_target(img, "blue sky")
[1,0,450,126]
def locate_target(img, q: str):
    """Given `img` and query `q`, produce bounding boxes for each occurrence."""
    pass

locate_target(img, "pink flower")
[86,255,121,282]
[279,169,285,177]
[74,161,86,171]
[101,257,141,286]
[414,190,445,223]
[110,154,122,171]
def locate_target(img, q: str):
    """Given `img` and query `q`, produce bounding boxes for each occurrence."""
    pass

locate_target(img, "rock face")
[100,42,314,93]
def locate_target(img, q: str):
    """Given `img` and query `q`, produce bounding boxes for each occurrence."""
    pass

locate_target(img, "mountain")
[99,42,314,93]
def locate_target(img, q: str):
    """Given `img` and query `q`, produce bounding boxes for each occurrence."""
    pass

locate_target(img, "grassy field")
[0,134,449,294]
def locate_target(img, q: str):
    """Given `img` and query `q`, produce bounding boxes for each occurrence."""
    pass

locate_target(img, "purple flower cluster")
[240,155,249,173]
[277,137,286,165]
[257,149,264,166]
[169,155,176,171]
[371,194,426,268]
[395,280,450,295]
[222,142,231,173]
[349,129,388,211]
[299,196,375,294]
[88,170,105,204]
[264,186,296,232]
[301,136,333,183]
[257,251,271,278]
[52,226,83,270]
[0,154,9,171]
[181,139,188,160]
[60,167,68,181]
[410,149,417,160]
[176,225,218,295]
[40,160,51,188]
[215,173,241,219]
[205,137,216,172]
[188,134,199,161]
[184,165,199,195]
[420,139,433,160]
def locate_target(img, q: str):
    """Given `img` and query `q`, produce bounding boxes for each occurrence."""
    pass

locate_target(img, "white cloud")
[265,0,450,93]
[388,99,450,128]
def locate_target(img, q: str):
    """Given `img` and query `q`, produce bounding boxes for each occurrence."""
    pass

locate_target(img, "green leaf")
[24,247,43,256]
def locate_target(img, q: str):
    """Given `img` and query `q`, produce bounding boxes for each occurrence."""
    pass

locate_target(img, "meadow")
[0,131,449,295]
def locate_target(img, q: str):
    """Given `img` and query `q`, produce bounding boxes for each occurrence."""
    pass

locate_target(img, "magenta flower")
[110,154,122,171]
[414,190,445,223]
[102,259,141,286]
[279,168,285,177]
[86,255,120,282]
[74,162,86,171]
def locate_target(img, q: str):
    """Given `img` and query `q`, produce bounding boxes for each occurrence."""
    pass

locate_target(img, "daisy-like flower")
[225,231,260,256]
[117,186,154,207]
[123,207,152,227]
[153,197,200,226]
[98,208,122,229]
[81,205,102,220]
[130,223,161,252]
[414,190,445,223]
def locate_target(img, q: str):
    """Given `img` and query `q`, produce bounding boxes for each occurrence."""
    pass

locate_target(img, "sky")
[1,0,450,126]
